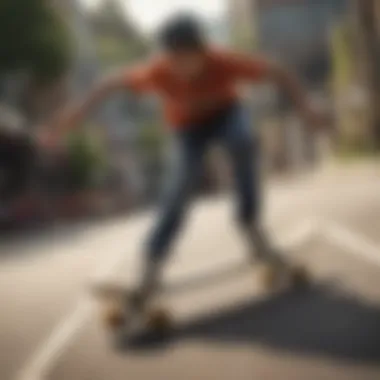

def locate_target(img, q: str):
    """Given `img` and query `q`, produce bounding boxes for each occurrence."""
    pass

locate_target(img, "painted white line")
[17,247,130,380]
[17,219,317,380]
[167,219,318,288]
[18,302,91,380]
[322,221,380,267]
[278,218,317,249]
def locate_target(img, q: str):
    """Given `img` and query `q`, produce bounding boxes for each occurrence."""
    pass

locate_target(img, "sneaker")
[245,225,285,265]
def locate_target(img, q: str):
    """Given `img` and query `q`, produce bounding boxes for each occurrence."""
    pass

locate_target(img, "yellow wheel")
[258,263,283,291]
[100,301,126,330]
[146,308,173,333]
[289,265,310,288]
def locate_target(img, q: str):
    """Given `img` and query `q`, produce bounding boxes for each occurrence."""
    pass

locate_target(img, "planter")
[58,190,97,219]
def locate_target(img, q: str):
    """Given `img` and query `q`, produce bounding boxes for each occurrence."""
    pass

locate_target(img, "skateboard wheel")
[289,266,310,288]
[101,302,125,329]
[259,264,282,290]
[146,308,172,332]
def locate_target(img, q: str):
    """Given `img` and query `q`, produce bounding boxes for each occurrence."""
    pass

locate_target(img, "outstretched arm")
[43,71,128,142]
[264,61,323,128]
[226,52,324,129]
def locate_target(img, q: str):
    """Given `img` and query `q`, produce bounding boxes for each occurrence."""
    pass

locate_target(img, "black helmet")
[158,13,206,51]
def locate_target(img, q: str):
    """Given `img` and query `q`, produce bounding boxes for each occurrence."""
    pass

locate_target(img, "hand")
[36,128,62,151]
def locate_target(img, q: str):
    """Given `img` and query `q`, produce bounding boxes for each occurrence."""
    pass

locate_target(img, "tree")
[0,0,72,84]
[89,0,149,68]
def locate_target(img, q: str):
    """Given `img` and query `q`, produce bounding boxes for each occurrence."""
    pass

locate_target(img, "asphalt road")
[1,162,380,380]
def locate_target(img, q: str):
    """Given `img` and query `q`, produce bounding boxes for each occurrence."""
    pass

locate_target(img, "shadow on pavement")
[123,282,380,365]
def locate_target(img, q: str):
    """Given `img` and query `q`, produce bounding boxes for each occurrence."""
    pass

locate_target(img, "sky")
[80,0,226,33]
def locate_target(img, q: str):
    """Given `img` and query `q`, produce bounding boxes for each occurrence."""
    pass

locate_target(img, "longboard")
[90,261,310,347]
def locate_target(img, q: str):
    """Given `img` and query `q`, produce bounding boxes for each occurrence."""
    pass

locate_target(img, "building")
[228,0,257,50]
[229,0,348,85]
[229,0,348,173]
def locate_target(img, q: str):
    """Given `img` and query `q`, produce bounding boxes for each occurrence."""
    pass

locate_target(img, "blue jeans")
[147,103,261,262]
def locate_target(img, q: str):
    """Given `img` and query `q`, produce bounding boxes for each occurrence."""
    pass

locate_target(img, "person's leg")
[136,132,207,305]
[219,105,280,263]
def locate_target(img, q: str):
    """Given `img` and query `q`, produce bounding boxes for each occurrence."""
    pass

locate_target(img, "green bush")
[65,131,106,190]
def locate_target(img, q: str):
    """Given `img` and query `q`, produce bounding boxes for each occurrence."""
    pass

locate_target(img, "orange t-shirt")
[125,49,270,129]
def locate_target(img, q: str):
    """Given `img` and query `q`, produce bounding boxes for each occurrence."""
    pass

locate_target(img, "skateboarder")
[41,15,323,310]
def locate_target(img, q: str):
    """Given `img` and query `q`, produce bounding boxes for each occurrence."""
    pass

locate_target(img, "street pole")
[355,0,380,150]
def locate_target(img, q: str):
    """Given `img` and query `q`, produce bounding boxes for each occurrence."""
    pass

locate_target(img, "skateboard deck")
[90,262,310,347]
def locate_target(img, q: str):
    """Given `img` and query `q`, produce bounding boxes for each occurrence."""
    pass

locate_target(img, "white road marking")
[18,302,91,380]
[278,218,317,249]
[17,247,130,380]
[17,220,317,380]
[321,221,380,267]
